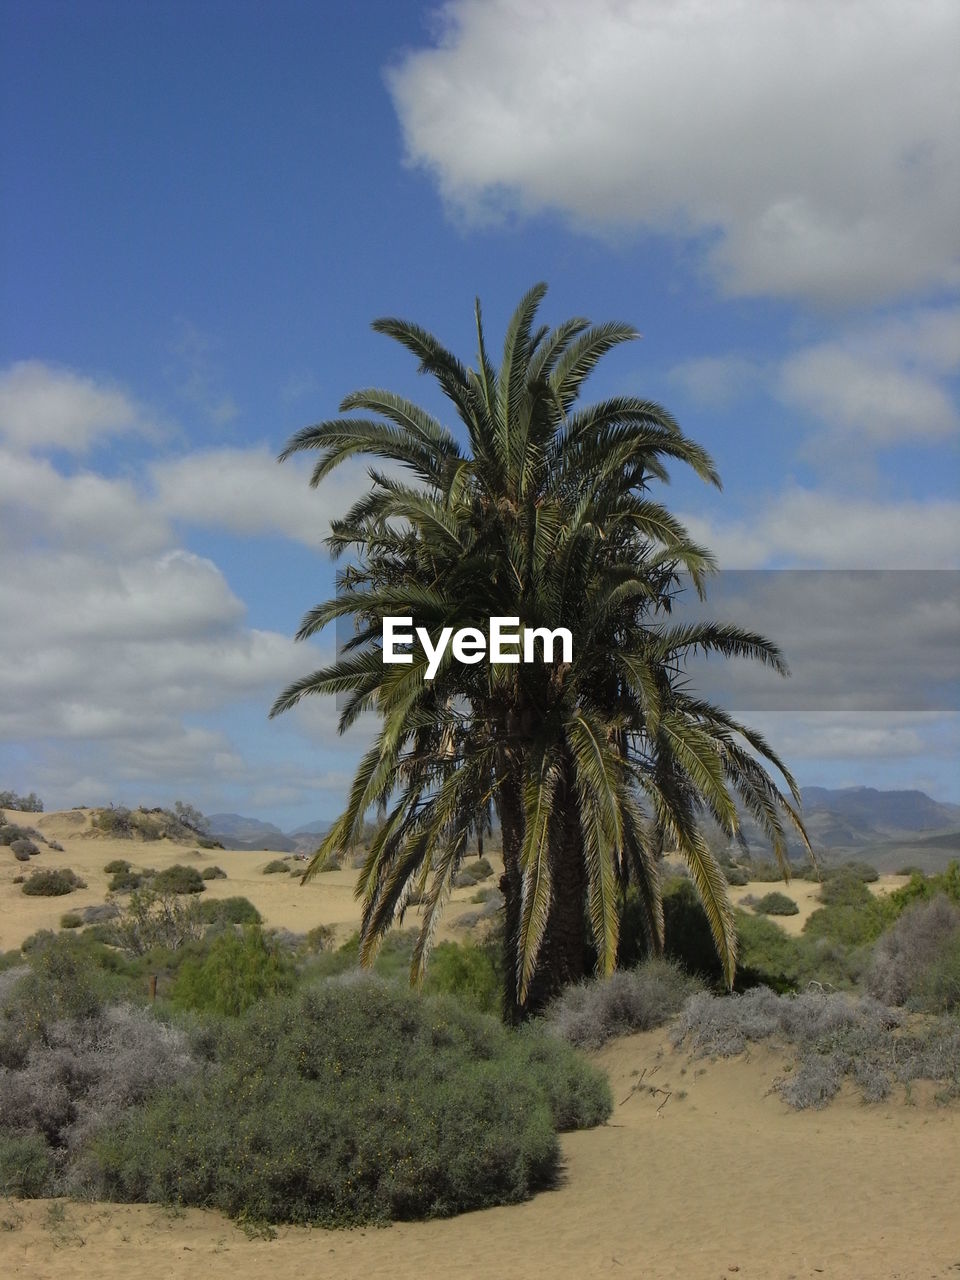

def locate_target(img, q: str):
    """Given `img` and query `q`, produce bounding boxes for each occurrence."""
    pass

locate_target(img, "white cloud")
[744,712,957,763]
[681,490,960,569]
[389,0,960,303]
[778,306,960,444]
[0,361,149,452]
[0,448,171,554]
[151,446,401,548]
[668,356,761,408]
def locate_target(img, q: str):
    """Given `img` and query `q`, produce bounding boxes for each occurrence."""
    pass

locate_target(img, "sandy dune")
[2,810,958,1277]
[0,808,490,953]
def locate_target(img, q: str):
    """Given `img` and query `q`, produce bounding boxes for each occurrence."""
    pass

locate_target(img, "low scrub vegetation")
[867,896,960,1013]
[545,959,700,1049]
[21,868,86,897]
[262,859,290,875]
[670,985,960,1108]
[0,935,611,1223]
[753,891,800,917]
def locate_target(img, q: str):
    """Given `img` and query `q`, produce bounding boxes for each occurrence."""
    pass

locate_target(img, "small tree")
[173,800,210,834]
[0,790,44,813]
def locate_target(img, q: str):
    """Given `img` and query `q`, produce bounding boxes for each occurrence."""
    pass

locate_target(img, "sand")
[2,810,958,1277]
[0,808,492,953]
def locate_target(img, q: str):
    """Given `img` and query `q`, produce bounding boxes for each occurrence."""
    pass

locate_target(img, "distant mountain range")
[206,786,960,871]
[206,813,332,853]
[737,787,960,872]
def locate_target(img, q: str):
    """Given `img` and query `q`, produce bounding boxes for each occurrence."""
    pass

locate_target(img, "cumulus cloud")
[0,361,150,453]
[779,306,960,444]
[389,0,960,303]
[668,356,762,408]
[681,490,960,570]
[671,570,959,713]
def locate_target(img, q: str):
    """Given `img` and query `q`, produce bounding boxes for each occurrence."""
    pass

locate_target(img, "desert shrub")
[109,889,206,955]
[0,824,38,846]
[91,978,610,1225]
[818,870,873,907]
[103,859,132,875]
[867,896,960,1012]
[60,912,83,930]
[21,868,86,897]
[197,895,262,927]
[889,862,960,912]
[200,865,226,880]
[171,926,296,1016]
[0,1132,54,1196]
[754,891,800,917]
[422,940,502,1014]
[303,924,335,953]
[10,837,39,858]
[262,859,290,875]
[546,959,700,1049]
[724,865,750,886]
[94,807,133,836]
[151,864,205,895]
[318,852,342,872]
[196,836,222,850]
[108,865,148,892]
[670,985,960,1109]
[661,878,725,981]
[81,902,120,925]
[0,1002,197,1192]
[801,871,893,949]
[470,885,497,903]
[834,859,879,883]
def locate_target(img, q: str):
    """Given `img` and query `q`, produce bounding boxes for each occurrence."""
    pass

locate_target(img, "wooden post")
[148,974,157,1002]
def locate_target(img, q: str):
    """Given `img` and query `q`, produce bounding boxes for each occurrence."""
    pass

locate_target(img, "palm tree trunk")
[497,775,524,1024]
[522,787,586,1015]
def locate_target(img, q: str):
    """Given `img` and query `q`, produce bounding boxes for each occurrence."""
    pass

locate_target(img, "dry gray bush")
[546,960,701,1050]
[867,896,960,1008]
[671,985,958,1109]
[0,1003,197,1191]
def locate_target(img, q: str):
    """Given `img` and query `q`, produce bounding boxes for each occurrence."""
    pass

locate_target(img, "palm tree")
[272,285,808,1018]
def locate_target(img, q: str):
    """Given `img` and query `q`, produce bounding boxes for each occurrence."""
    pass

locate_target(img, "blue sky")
[1,0,958,825]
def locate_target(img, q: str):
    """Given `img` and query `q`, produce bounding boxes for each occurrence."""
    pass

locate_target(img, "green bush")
[0,1133,54,1197]
[262,859,290,875]
[151,864,205,895]
[889,862,960,912]
[754,891,800,916]
[92,978,610,1226]
[197,896,261,926]
[108,867,145,892]
[103,859,132,875]
[423,940,502,1013]
[60,912,83,929]
[200,865,226,880]
[21,868,86,897]
[171,926,296,1016]
[724,865,750,886]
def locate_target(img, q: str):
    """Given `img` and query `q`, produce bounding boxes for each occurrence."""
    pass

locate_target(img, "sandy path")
[2,1028,959,1280]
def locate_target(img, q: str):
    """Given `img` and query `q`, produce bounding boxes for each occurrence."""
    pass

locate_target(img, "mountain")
[289,818,334,837]
[799,787,960,837]
[205,813,297,852]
